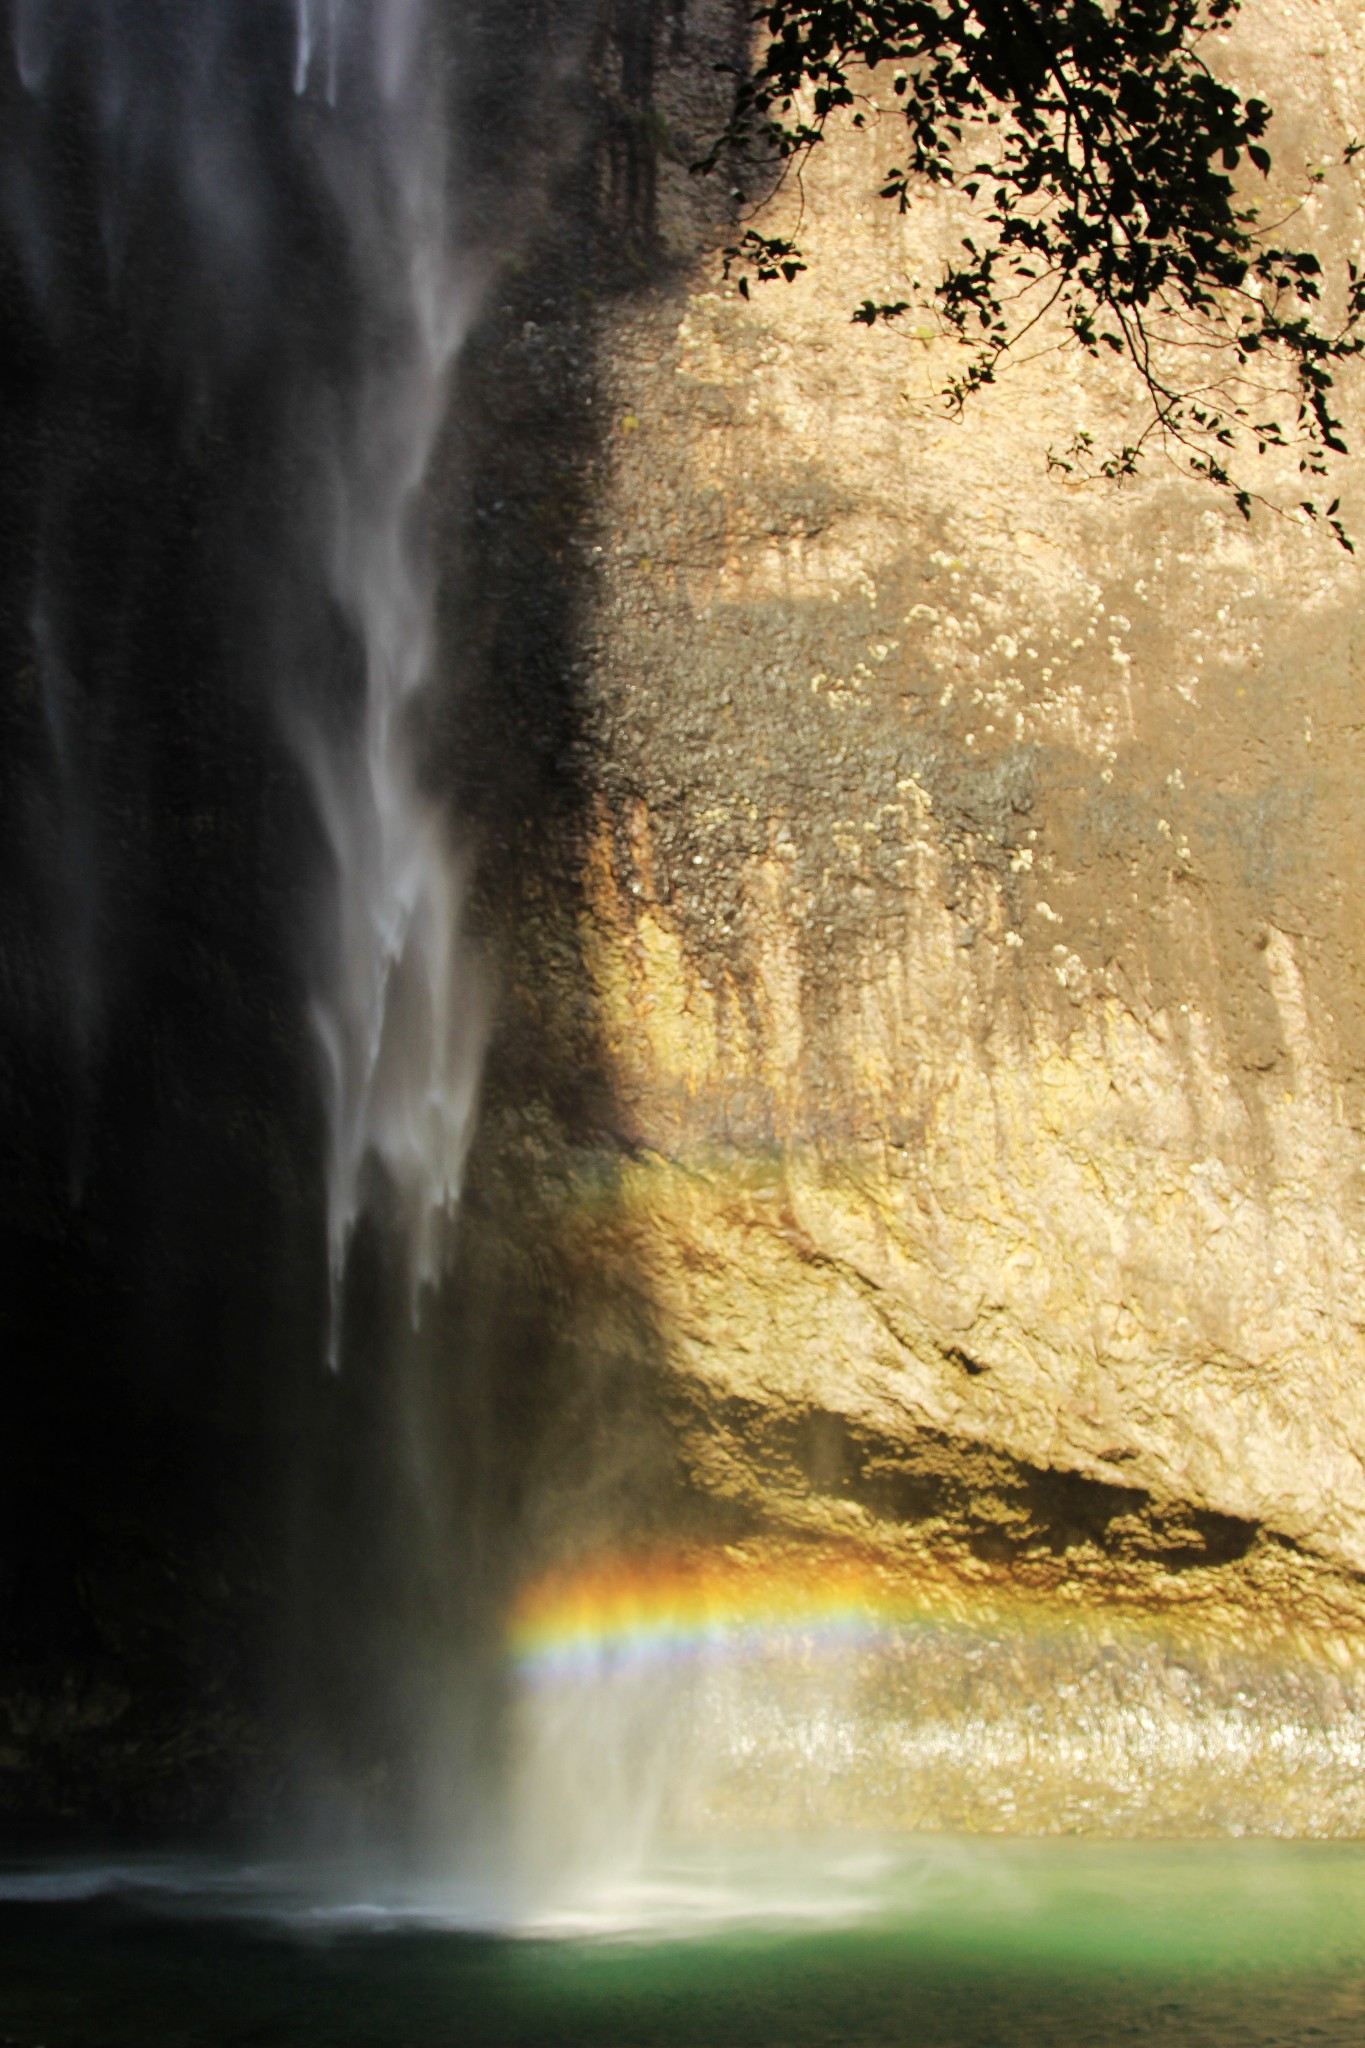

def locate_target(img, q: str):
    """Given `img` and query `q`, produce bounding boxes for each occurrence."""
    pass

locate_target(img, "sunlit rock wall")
[467,0,1365,1831]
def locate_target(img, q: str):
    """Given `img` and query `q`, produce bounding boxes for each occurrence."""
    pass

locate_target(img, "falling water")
[0,0,494,1862]
[4,0,483,1367]
[284,0,484,1365]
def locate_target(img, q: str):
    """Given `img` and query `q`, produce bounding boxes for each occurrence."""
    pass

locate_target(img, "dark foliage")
[700,0,1365,545]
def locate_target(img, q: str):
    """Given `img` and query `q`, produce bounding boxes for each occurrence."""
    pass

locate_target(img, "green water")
[1,1838,1363,2046]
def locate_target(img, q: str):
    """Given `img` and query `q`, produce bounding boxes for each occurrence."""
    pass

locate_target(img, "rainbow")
[504,1539,1338,1690]
[506,1547,941,1685]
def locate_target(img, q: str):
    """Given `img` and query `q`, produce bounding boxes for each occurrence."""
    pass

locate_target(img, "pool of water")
[1,1837,1363,2045]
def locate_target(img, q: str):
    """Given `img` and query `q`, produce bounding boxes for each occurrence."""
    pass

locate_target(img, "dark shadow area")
[278,0,764,1861]
[386,0,764,1848]
[0,0,754,1841]
[767,1402,1260,1571]
[0,5,335,1828]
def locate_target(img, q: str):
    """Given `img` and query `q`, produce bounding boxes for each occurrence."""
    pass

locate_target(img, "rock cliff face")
[461,0,1365,1832]
[5,0,1365,1838]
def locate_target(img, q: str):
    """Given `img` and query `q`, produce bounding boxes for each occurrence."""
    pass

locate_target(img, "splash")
[505,1543,963,1902]
[505,1542,1365,1879]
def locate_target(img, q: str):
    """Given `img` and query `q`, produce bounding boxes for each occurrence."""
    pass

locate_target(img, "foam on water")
[4,1834,1365,1963]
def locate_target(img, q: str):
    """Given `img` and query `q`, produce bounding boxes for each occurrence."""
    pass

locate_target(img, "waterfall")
[284,0,484,1365]
[4,0,484,1369]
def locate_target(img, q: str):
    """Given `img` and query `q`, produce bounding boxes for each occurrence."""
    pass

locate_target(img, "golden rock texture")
[465,0,1365,1831]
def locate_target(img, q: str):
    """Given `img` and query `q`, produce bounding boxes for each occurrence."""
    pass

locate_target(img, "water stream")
[282,0,484,1369]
